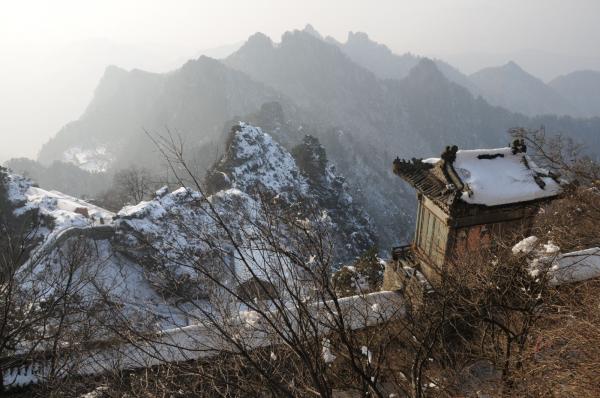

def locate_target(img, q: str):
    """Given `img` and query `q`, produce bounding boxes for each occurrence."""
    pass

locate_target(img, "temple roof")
[392,157,456,209]
[394,140,562,209]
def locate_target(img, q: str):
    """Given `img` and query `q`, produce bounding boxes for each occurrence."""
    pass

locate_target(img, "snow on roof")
[452,147,561,206]
[422,157,440,165]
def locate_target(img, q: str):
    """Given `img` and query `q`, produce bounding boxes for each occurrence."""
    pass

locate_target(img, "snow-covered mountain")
[1,124,377,334]
[206,123,376,262]
[206,123,309,200]
[1,167,187,330]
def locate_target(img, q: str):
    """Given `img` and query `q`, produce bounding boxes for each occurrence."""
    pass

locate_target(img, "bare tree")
[510,126,600,184]
[79,130,409,398]
[113,166,156,204]
[0,220,99,392]
[6,127,598,397]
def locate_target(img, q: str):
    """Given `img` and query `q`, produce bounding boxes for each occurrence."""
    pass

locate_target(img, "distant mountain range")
[327,29,480,96]
[10,25,600,250]
[322,28,598,118]
[549,70,600,118]
[445,49,600,83]
[469,61,579,117]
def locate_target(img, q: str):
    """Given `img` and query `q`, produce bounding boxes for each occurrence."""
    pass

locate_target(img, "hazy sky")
[2,0,599,57]
[1,0,599,162]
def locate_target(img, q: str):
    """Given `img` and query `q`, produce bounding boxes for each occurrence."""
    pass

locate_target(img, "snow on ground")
[117,184,297,286]
[452,147,561,206]
[6,173,115,251]
[4,172,200,330]
[116,186,241,276]
[87,241,202,328]
[512,236,540,255]
[119,186,200,221]
[513,236,600,285]
[5,173,31,203]
[322,338,336,363]
[4,290,405,389]
[1,164,404,388]
[546,248,600,285]
[20,186,114,227]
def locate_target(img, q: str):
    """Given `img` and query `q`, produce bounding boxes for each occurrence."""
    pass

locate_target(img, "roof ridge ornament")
[511,138,527,155]
[440,145,464,192]
[440,145,458,164]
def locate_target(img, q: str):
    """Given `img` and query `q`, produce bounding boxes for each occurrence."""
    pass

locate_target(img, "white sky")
[1,0,599,162]
[2,0,599,56]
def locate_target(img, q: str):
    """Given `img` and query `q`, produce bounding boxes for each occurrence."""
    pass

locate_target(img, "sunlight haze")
[1,0,599,162]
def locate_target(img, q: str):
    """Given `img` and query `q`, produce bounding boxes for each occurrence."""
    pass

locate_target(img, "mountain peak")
[209,123,309,199]
[103,64,128,76]
[281,27,325,46]
[410,57,442,75]
[401,58,452,88]
[302,24,323,40]
[206,122,376,261]
[503,60,525,73]
[179,55,228,76]
[347,31,371,43]
[184,54,221,68]
[471,60,537,82]
[244,32,274,49]
[470,59,578,116]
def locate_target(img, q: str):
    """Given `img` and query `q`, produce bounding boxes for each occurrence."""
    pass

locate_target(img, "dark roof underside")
[393,159,454,208]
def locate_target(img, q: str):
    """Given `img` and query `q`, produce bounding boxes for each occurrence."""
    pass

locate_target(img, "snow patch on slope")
[211,123,375,262]
[19,187,114,227]
[227,123,309,198]
[3,172,192,329]
[116,185,263,283]
[62,146,114,173]
[6,173,114,245]
[513,236,600,285]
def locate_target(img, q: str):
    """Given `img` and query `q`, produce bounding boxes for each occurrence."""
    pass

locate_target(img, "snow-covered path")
[2,290,404,388]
